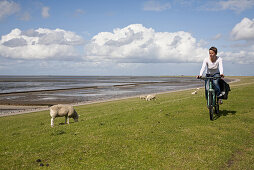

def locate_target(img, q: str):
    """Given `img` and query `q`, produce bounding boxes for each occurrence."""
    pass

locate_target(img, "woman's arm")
[219,57,224,77]
[199,58,207,76]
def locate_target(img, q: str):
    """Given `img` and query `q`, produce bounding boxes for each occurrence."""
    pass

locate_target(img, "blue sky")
[0,0,254,76]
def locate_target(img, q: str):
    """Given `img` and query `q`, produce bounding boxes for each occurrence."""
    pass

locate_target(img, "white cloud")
[0,28,84,59]
[1,24,252,65]
[42,6,50,18]
[231,18,254,41]
[200,0,254,13]
[84,24,254,64]
[221,51,254,64]
[222,17,254,64]
[0,0,20,19]
[143,0,171,11]
[84,24,207,63]
[217,0,254,13]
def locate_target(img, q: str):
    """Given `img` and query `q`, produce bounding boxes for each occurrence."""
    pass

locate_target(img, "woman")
[197,47,224,98]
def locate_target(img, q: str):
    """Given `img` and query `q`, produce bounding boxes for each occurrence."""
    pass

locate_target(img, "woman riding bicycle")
[196,47,224,98]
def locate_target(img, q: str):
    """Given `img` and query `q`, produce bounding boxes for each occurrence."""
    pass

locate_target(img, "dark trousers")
[205,73,221,99]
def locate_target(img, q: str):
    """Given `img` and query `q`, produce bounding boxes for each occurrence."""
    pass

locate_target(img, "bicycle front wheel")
[208,91,214,121]
[215,101,219,114]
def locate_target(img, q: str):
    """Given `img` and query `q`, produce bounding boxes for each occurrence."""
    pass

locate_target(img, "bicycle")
[198,76,221,121]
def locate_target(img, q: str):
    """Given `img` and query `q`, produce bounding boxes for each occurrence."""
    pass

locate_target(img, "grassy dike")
[0,77,253,169]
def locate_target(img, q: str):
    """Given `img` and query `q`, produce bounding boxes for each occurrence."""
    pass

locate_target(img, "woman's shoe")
[219,99,223,105]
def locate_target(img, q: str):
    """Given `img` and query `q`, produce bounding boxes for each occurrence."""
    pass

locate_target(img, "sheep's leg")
[67,117,70,124]
[51,118,54,127]
[65,116,67,124]
[65,116,70,124]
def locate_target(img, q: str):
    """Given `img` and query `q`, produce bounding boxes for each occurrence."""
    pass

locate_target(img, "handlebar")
[197,76,221,80]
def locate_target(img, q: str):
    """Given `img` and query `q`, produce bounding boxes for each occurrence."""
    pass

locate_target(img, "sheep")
[191,91,197,94]
[146,94,156,101]
[50,104,79,127]
[139,95,147,100]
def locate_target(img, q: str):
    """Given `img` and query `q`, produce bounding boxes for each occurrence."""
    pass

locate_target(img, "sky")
[0,0,254,76]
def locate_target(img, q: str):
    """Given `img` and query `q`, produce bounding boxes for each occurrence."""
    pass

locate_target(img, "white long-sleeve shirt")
[199,56,223,76]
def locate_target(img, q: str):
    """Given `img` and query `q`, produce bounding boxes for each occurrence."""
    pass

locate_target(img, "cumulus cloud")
[2,38,27,47]
[42,6,50,18]
[0,0,20,19]
[84,24,207,63]
[1,24,252,64]
[231,18,254,41]
[0,28,84,59]
[225,17,254,64]
[143,0,171,11]
[221,51,254,64]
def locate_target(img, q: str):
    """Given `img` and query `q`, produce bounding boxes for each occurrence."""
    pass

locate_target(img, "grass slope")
[0,77,253,169]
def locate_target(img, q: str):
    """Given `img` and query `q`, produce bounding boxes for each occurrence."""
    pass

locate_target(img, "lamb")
[146,94,156,101]
[50,104,79,127]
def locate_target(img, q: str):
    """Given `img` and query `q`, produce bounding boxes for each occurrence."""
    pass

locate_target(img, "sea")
[0,76,203,106]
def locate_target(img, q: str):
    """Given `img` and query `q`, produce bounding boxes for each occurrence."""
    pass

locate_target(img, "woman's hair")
[209,46,217,54]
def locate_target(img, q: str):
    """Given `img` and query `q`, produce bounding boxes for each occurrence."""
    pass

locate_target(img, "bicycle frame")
[207,78,215,108]
[198,76,220,120]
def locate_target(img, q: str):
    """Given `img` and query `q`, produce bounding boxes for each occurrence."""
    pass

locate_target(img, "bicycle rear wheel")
[209,91,214,120]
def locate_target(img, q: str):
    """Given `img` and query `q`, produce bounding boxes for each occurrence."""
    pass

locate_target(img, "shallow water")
[0,76,203,106]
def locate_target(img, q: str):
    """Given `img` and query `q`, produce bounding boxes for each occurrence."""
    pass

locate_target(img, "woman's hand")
[220,74,224,78]
[196,75,201,79]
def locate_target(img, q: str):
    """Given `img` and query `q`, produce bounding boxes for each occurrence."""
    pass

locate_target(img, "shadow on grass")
[59,122,74,125]
[51,130,66,136]
[214,110,237,120]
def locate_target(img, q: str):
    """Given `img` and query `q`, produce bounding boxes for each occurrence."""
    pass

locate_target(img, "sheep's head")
[73,111,79,122]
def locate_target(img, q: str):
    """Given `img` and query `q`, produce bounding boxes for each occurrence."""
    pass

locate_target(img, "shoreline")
[0,76,203,106]
[0,86,202,117]
[0,77,240,117]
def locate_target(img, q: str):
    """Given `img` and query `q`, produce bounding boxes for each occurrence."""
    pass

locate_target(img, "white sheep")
[139,95,147,100]
[191,91,197,94]
[50,104,79,127]
[146,94,156,101]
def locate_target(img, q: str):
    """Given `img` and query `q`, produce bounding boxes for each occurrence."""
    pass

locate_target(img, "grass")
[0,76,254,169]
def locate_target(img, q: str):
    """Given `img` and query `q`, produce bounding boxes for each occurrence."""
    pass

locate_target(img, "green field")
[0,76,253,169]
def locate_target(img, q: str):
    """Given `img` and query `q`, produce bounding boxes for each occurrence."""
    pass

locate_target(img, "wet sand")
[0,86,202,117]
[0,105,49,117]
[0,77,237,117]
